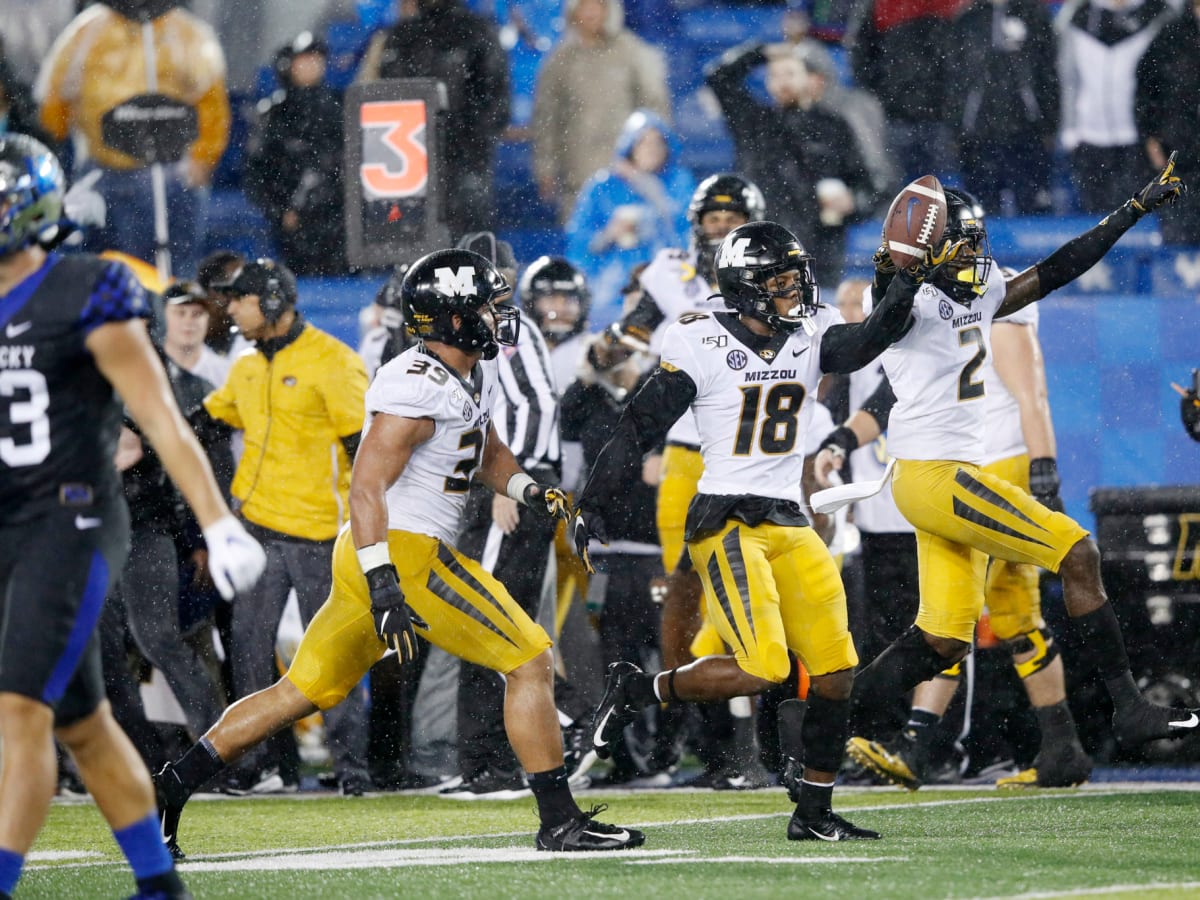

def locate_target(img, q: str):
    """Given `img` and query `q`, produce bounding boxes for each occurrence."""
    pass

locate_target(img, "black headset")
[255,259,292,324]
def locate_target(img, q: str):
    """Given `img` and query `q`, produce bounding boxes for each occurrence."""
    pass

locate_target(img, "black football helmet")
[715,221,820,334]
[519,255,590,343]
[688,173,766,283]
[935,187,992,305]
[401,249,517,359]
[0,133,64,258]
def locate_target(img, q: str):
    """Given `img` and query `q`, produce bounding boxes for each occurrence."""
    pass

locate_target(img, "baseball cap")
[215,258,298,305]
[163,281,208,306]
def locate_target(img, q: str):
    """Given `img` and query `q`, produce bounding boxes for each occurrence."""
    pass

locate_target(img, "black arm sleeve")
[1034,203,1139,296]
[575,366,697,512]
[340,431,362,462]
[819,270,919,375]
[860,373,897,431]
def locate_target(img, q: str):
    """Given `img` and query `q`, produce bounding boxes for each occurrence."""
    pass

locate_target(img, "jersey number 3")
[1,370,51,467]
[734,383,805,455]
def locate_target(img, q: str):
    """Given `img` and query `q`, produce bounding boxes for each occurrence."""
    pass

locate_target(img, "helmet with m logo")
[400,248,518,359]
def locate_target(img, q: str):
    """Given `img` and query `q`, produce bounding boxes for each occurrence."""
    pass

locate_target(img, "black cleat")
[1112,701,1200,748]
[788,808,881,842]
[591,661,644,760]
[997,741,1092,789]
[153,764,187,861]
[536,804,646,852]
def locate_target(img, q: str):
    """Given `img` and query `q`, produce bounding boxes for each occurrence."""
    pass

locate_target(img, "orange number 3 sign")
[360,100,428,199]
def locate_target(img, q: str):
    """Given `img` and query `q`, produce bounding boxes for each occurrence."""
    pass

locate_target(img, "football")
[882,175,947,269]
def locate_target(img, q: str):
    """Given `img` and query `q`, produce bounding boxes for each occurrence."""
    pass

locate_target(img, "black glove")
[872,243,897,275]
[1130,150,1185,218]
[1029,457,1064,513]
[818,425,860,483]
[907,236,971,283]
[570,508,608,574]
[522,482,571,521]
[365,564,426,663]
[1182,390,1200,442]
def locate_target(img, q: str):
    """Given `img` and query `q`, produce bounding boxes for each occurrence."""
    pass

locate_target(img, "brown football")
[882,174,947,269]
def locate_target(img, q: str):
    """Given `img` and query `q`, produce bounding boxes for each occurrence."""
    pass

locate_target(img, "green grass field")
[20,784,1200,899]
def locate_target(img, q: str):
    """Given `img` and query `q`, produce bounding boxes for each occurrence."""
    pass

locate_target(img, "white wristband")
[356,542,391,574]
[506,473,536,504]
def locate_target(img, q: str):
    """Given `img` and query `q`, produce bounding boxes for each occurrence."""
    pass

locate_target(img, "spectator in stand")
[846,0,962,184]
[1055,0,1174,214]
[1136,0,1200,244]
[565,110,694,329]
[0,58,53,149]
[950,0,1059,215]
[531,0,671,224]
[356,0,510,235]
[35,0,231,276]
[705,42,872,287]
[245,33,346,275]
[200,259,372,796]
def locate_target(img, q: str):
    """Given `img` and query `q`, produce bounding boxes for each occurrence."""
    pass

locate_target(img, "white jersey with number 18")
[659,307,843,505]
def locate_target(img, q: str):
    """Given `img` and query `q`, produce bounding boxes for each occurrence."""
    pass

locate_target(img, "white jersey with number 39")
[364,345,499,543]
[659,307,843,505]
[871,267,1007,464]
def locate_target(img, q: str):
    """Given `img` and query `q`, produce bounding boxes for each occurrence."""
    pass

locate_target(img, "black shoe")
[153,764,187,862]
[339,774,371,797]
[1112,701,1200,748]
[788,808,881,842]
[217,766,297,796]
[536,804,646,851]
[591,662,644,760]
[563,721,598,784]
[782,756,803,803]
[440,768,529,800]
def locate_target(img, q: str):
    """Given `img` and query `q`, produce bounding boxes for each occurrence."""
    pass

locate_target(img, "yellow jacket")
[36,6,230,172]
[205,323,368,541]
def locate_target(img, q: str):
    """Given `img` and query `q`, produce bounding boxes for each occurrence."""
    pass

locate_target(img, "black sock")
[527,766,581,827]
[135,870,186,898]
[171,738,226,797]
[904,708,941,753]
[1071,604,1132,683]
[1034,700,1082,747]
[625,672,660,708]
[796,779,834,820]
[1103,671,1143,712]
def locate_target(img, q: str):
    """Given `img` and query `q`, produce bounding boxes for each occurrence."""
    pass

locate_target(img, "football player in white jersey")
[833,160,1198,755]
[573,220,925,841]
[155,249,644,855]
[825,242,1094,790]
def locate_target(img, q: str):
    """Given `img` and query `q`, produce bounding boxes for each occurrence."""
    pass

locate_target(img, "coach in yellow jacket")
[203,258,371,795]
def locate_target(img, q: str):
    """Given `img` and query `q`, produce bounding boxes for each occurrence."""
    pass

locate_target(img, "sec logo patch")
[726,349,748,370]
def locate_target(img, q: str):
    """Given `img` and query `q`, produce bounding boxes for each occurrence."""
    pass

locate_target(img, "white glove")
[203,515,267,600]
[63,170,107,228]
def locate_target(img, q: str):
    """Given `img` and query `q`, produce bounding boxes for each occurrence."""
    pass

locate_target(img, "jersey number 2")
[958,327,986,401]
[733,383,805,455]
[0,370,51,467]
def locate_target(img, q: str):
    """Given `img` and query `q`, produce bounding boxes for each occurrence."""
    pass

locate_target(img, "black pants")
[455,489,560,776]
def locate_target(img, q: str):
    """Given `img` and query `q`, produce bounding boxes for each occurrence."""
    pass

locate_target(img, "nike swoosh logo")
[5,321,32,338]
[74,515,102,530]
[791,347,809,358]
[807,826,839,842]
[592,706,616,748]
[1170,713,1199,729]
[585,828,630,842]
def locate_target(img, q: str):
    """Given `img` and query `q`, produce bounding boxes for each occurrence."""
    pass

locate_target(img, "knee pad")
[1008,627,1060,680]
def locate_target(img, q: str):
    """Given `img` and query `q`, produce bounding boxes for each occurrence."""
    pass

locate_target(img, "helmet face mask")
[401,249,517,360]
[935,188,992,305]
[0,134,64,259]
[715,221,820,335]
[688,174,765,282]
[518,256,589,344]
